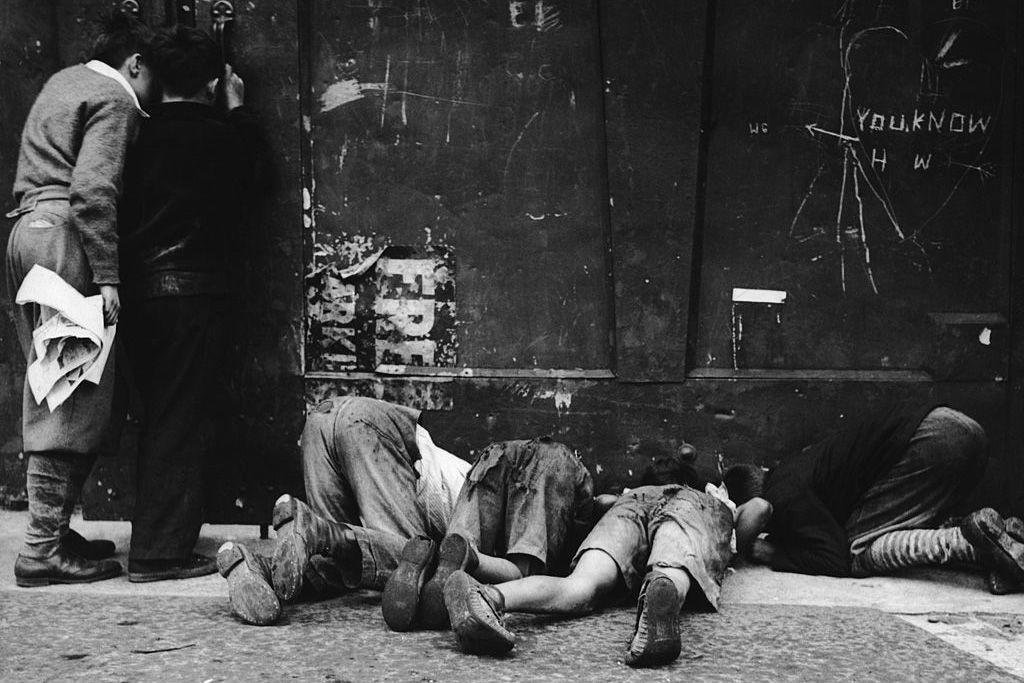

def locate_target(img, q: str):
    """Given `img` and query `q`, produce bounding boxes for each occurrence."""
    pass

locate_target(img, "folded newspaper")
[15,265,116,412]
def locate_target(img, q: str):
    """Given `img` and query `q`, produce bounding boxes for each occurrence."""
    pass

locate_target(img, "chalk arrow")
[804,124,860,142]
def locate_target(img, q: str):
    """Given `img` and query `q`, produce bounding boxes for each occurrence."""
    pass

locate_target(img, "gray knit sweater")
[13,64,141,285]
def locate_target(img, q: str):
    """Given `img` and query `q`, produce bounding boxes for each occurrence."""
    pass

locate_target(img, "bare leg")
[473,552,535,584]
[443,550,621,655]
[496,549,620,615]
[653,566,691,603]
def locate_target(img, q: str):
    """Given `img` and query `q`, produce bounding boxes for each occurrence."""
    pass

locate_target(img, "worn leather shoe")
[271,494,349,601]
[217,541,282,625]
[128,553,217,582]
[987,516,1024,595]
[382,536,438,631]
[962,508,1024,583]
[420,533,479,630]
[624,571,682,668]
[443,570,515,655]
[15,547,122,587]
[62,529,117,560]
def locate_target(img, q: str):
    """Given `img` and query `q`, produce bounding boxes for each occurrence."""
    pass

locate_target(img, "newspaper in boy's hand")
[15,265,117,411]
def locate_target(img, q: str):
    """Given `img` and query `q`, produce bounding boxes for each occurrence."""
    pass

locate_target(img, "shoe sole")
[420,534,471,630]
[964,509,1024,583]
[271,495,308,601]
[382,537,437,632]
[218,543,282,626]
[128,561,218,583]
[443,570,515,655]
[16,564,122,587]
[625,575,681,668]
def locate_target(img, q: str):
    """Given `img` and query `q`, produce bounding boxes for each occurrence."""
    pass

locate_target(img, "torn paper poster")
[15,265,116,411]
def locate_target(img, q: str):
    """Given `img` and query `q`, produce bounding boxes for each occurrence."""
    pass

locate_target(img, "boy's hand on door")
[223,64,245,110]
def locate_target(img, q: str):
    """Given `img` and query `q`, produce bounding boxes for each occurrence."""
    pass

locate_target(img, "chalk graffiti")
[509,0,562,31]
[853,108,991,134]
[788,5,1000,295]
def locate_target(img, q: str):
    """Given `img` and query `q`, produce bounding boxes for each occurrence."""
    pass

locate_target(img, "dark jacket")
[118,102,265,298]
[762,402,936,577]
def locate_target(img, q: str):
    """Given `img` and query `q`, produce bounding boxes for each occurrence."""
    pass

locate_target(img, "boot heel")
[15,576,51,587]
[217,542,245,578]
[272,495,296,531]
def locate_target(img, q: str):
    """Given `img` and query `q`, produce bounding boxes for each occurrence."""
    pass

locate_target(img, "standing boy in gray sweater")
[6,13,157,587]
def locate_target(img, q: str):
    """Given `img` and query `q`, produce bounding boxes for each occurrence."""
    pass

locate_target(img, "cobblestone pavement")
[1,511,1023,681]
[0,589,1017,682]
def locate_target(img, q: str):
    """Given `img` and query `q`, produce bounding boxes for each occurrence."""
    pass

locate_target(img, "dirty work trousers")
[848,406,988,576]
[573,484,734,610]
[6,194,116,557]
[123,295,227,561]
[300,396,594,590]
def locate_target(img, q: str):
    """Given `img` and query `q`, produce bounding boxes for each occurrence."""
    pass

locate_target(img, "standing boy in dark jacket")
[7,14,157,587]
[118,25,264,582]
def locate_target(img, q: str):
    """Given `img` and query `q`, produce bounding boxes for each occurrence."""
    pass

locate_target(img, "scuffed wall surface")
[304,0,612,372]
[0,0,58,506]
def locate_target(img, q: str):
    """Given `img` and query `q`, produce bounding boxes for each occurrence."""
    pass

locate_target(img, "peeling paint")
[319,79,388,114]
[554,388,572,412]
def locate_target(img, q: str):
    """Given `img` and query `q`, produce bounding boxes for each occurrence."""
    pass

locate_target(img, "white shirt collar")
[85,60,149,117]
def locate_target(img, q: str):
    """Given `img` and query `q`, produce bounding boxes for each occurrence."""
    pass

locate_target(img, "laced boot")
[217,541,282,625]
[443,569,515,655]
[962,509,1024,585]
[15,545,122,587]
[270,494,352,601]
[987,516,1024,595]
[624,571,682,668]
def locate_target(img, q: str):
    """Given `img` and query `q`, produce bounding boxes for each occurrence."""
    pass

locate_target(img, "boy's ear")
[125,53,143,77]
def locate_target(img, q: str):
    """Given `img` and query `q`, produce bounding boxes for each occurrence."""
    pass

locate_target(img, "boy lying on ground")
[215,397,596,627]
[724,403,1024,593]
[441,481,746,668]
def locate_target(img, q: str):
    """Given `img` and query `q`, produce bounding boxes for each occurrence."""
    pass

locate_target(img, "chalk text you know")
[855,108,993,135]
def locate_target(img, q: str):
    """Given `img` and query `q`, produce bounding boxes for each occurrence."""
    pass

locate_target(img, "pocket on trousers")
[21,210,67,230]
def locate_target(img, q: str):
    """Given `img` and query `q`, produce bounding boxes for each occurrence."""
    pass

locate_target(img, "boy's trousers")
[123,294,227,561]
[300,397,594,590]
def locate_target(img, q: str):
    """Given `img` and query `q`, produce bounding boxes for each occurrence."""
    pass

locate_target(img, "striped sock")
[856,528,978,575]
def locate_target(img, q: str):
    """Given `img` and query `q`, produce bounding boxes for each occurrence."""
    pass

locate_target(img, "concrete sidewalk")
[1,509,1023,680]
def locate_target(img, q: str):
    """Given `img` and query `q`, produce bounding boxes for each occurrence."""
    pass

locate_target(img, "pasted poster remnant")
[306,246,456,373]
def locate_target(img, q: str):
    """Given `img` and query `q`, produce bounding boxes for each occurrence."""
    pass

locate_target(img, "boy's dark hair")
[150,26,222,97]
[722,463,766,505]
[638,440,700,488]
[91,12,154,67]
